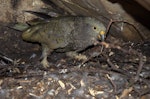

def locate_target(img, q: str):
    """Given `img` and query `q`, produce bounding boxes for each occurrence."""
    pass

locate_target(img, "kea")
[22,16,106,67]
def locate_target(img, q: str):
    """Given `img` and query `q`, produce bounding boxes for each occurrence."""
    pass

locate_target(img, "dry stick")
[134,53,144,82]
[79,46,103,67]
[106,74,117,93]
[0,53,14,63]
[105,19,113,37]
[106,58,116,69]
[101,52,128,76]
[128,53,145,89]
[105,19,145,41]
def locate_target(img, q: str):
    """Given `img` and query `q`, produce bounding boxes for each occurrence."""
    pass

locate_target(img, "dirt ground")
[0,24,149,99]
[0,0,150,99]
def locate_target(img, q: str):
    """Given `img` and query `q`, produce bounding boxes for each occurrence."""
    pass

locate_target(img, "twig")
[105,19,145,41]
[0,53,14,63]
[106,74,117,93]
[101,53,127,75]
[134,53,144,82]
[79,46,103,67]
[119,87,133,99]
[100,42,138,55]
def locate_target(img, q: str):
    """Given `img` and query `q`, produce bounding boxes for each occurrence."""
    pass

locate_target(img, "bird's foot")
[41,58,50,68]
[66,51,87,61]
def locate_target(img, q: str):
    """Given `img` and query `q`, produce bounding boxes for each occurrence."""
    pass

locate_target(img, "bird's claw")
[41,58,50,68]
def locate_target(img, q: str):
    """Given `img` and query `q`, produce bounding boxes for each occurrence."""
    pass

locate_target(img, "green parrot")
[22,16,106,68]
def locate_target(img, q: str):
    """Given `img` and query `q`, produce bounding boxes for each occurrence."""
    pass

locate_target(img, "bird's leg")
[66,51,87,61]
[41,44,51,68]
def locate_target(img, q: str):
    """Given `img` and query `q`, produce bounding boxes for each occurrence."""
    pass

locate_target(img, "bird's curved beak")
[98,31,105,41]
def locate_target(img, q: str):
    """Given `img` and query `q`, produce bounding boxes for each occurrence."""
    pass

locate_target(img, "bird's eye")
[93,26,97,30]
